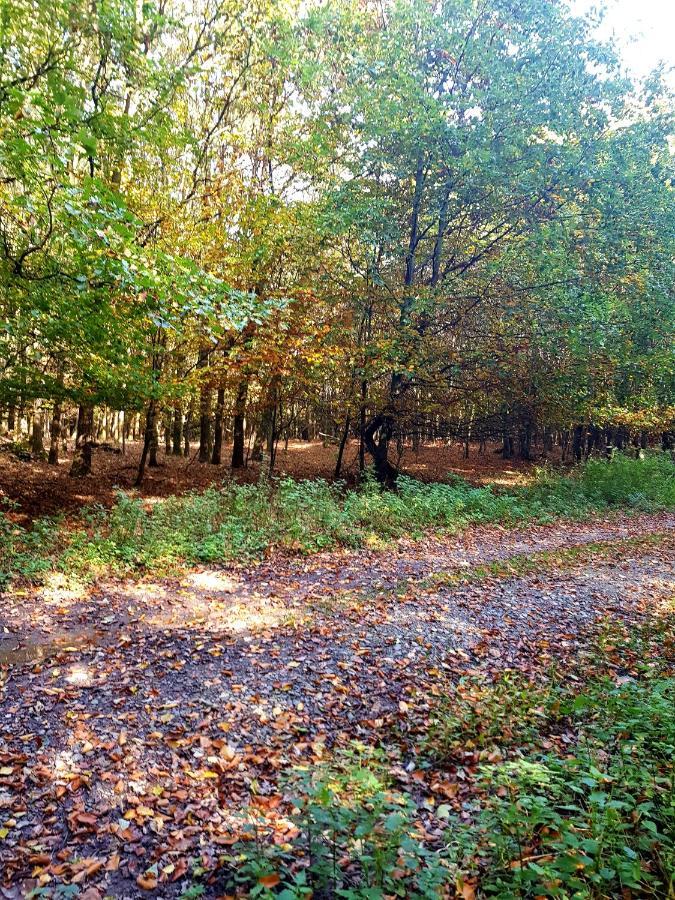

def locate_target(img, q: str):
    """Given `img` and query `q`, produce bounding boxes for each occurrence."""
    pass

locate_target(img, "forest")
[0,0,674,897]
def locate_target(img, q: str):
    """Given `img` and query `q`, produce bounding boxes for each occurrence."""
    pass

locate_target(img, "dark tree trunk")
[198,385,211,463]
[211,387,225,464]
[172,407,182,455]
[231,380,247,468]
[572,424,584,462]
[7,403,15,434]
[363,414,398,488]
[135,399,157,487]
[148,416,159,467]
[164,411,171,455]
[518,422,532,460]
[69,404,94,477]
[502,430,514,460]
[359,380,367,473]
[334,414,351,480]
[48,399,62,465]
[183,400,193,457]
[197,347,211,463]
[31,406,44,457]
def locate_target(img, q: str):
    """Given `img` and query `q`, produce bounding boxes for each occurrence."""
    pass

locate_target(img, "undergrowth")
[177,615,674,899]
[432,617,675,898]
[1,451,673,588]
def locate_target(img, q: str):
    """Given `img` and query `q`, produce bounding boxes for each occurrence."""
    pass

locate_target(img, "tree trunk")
[48,399,62,465]
[197,347,211,463]
[148,415,159,467]
[135,399,156,487]
[231,379,248,468]
[172,407,182,455]
[31,405,44,457]
[572,424,584,462]
[69,404,94,477]
[363,414,398,488]
[183,400,193,457]
[334,414,351,480]
[164,411,171,455]
[211,387,225,464]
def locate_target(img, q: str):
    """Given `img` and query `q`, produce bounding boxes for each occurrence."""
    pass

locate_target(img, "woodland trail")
[0,512,673,897]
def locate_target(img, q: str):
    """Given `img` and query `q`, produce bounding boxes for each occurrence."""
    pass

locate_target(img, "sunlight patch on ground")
[65,664,93,686]
[40,573,88,606]
[184,570,240,593]
[123,582,169,603]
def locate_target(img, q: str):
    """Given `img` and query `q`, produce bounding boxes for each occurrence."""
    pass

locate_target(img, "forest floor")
[0,440,538,524]
[0,510,673,897]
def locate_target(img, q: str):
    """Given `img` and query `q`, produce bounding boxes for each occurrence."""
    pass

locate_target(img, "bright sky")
[572,0,675,85]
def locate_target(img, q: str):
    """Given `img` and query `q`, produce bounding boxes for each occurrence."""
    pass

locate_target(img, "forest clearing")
[1,0,674,895]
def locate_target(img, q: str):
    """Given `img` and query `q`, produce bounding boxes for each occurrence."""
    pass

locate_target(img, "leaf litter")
[0,511,673,897]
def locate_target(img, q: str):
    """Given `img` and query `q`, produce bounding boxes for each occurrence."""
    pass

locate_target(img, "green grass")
[433,618,675,898]
[1,451,673,588]
[424,532,670,588]
[180,615,675,899]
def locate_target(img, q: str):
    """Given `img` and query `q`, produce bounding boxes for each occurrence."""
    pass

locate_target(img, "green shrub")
[1,452,673,587]
[438,619,675,899]
[225,746,451,898]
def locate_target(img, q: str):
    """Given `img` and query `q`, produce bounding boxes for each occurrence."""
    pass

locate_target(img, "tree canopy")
[1,0,673,482]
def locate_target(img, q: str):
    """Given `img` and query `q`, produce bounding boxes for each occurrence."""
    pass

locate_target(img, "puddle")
[0,631,97,666]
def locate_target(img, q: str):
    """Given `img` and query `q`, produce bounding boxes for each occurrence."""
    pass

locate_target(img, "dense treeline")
[1,0,673,485]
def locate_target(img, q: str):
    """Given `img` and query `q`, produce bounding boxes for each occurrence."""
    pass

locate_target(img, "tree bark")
[363,413,398,488]
[572,424,584,462]
[172,407,182,455]
[69,404,94,477]
[231,379,248,468]
[135,399,157,487]
[211,387,225,464]
[31,404,44,457]
[48,399,62,465]
[334,414,351,480]
[148,415,159,467]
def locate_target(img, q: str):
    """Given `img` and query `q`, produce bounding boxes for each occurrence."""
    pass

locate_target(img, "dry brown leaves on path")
[0,512,673,897]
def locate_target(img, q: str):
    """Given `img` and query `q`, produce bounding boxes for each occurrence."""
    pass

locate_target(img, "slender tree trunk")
[69,404,94,477]
[48,399,62,465]
[211,387,225,464]
[231,379,247,468]
[148,416,159,467]
[196,347,211,463]
[164,411,171,455]
[31,403,44,457]
[135,399,156,487]
[183,400,193,457]
[334,414,351,480]
[172,407,182,455]
[572,424,584,462]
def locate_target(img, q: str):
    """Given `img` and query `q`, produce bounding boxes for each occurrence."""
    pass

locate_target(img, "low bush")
[434,619,675,898]
[222,746,451,899]
[1,452,673,587]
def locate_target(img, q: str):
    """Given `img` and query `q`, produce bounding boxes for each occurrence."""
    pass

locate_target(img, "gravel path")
[0,512,673,897]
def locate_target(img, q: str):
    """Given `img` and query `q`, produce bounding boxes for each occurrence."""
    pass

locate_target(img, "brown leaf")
[136,874,158,891]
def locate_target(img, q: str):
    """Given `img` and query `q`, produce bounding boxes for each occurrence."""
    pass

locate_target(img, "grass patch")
[425,531,672,589]
[431,616,675,898]
[1,452,673,588]
[177,615,675,899]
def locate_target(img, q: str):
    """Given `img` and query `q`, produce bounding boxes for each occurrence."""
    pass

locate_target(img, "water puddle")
[0,630,97,666]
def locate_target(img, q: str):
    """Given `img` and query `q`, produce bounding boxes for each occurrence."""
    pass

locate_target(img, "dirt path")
[0,512,673,897]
